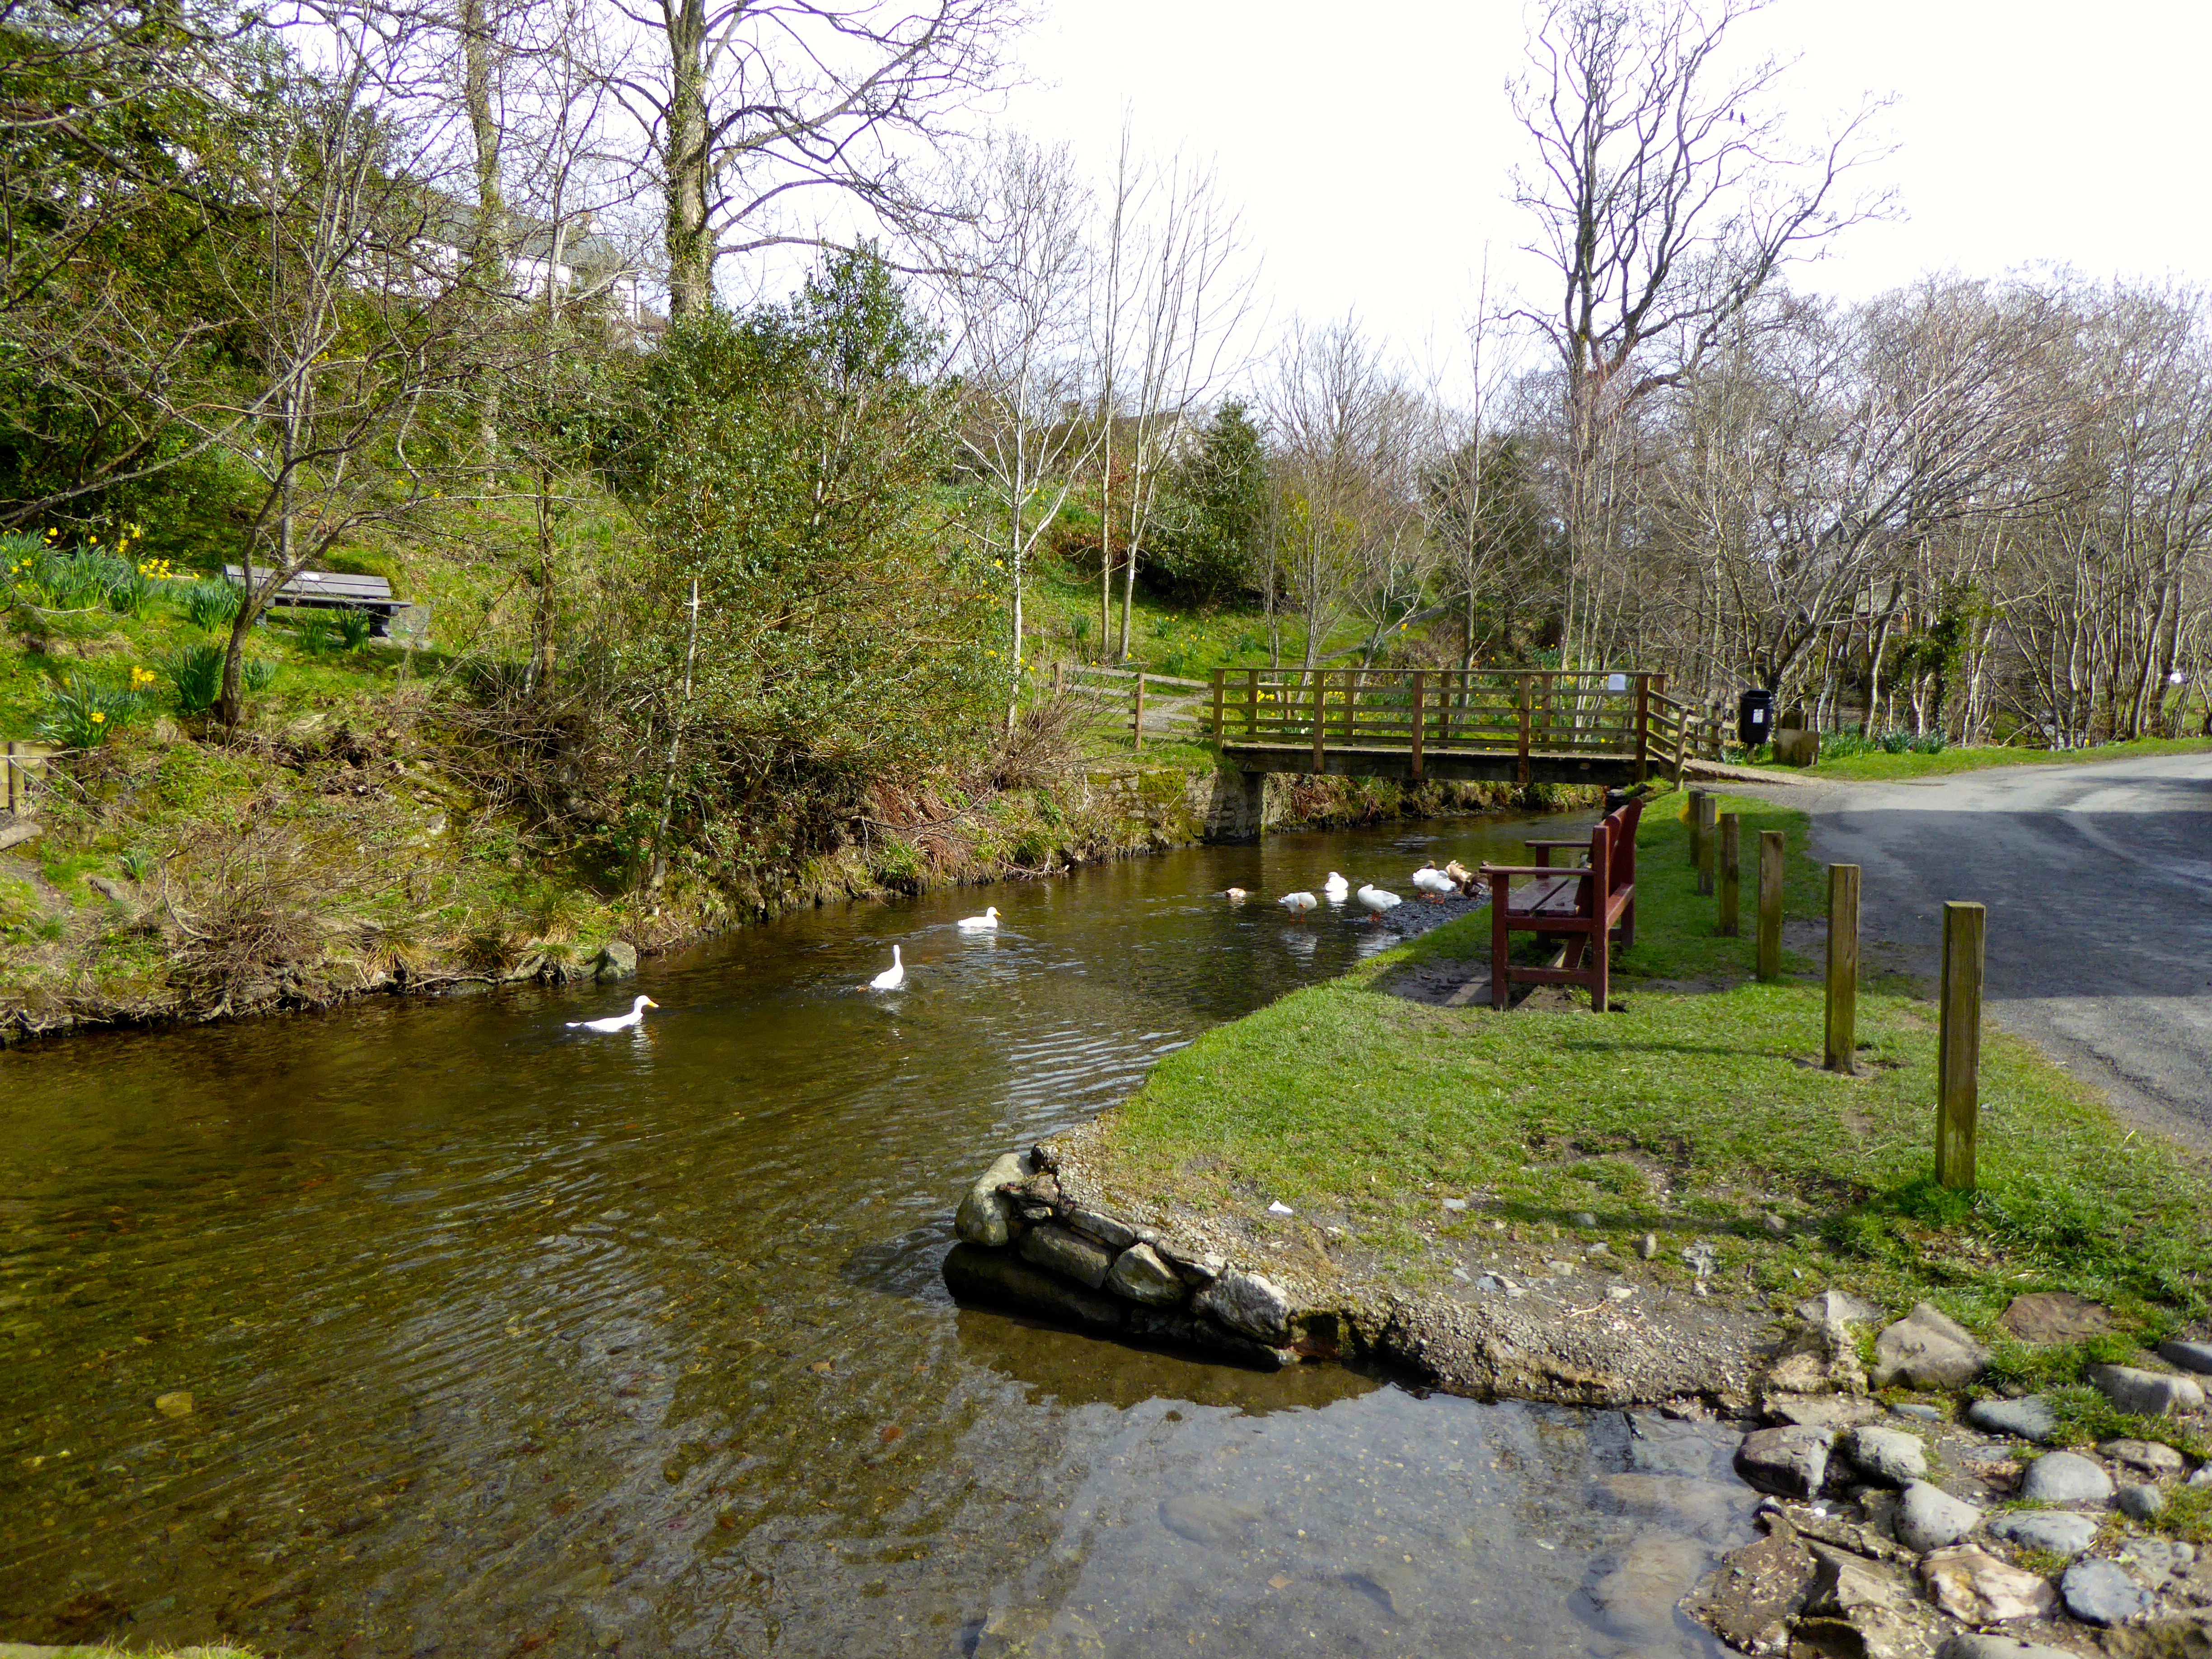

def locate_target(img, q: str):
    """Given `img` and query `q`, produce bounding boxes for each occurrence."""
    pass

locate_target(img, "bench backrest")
[1570,797,1642,915]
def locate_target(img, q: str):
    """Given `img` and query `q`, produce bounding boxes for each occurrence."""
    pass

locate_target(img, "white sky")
[1001,0,2212,397]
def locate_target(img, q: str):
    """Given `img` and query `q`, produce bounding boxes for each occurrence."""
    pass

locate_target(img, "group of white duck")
[1228,858,1481,920]
[572,858,1483,1030]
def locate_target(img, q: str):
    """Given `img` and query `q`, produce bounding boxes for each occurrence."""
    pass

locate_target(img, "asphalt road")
[1802,751,2212,1151]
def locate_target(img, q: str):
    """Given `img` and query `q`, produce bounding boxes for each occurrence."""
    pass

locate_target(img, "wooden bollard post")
[1936,901,1986,1190]
[1825,864,1860,1073]
[1756,830,1784,981]
[1717,813,1741,937]
[1687,787,1707,868]
[1133,670,1145,753]
[1695,793,1717,896]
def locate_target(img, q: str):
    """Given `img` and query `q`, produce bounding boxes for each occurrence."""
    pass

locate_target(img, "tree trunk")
[463,0,503,474]
[663,0,712,319]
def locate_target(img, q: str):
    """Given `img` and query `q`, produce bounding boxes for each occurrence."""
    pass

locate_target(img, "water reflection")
[0,810,1748,1657]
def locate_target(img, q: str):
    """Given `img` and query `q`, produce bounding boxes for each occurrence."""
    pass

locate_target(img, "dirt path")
[1796,751,2212,1152]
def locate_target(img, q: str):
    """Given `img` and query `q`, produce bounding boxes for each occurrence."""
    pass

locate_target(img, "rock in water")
[594,940,639,982]
[154,1391,195,1418]
[1896,1481,1981,1552]
[2059,1557,2151,1626]
[954,1151,1029,1247]
[2019,1450,2114,1505]
[1965,1395,2057,1443]
[1063,1205,1137,1250]
[1803,1542,1911,1614]
[1919,1546,2057,1624]
[1105,1242,1186,1306]
[1987,1509,2099,1557]
[1018,1223,1117,1289]
[1871,1303,1988,1388]
[1193,1269,1292,1345]
[1843,1425,1929,1486]
[1733,1425,1832,1498]
[942,1244,1125,1331]
[2086,1363,2205,1416]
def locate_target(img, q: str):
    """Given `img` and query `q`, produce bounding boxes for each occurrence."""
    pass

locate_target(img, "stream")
[0,814,1755,1657]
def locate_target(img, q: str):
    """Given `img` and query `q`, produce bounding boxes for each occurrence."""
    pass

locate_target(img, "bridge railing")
[1206,667,1714,780]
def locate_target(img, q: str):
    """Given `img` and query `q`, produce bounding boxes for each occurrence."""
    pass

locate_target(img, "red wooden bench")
[1478,795,1643,1012]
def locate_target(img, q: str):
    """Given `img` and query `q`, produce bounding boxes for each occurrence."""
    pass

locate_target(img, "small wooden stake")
[1756,830,1784,982]
[1695,793,1717,896]
[1936,900,1986,1190]
[1687,787,1707,867]
[1133,670,1145,752]
[1717,812,1740,937]
[1825,864,1860,1073]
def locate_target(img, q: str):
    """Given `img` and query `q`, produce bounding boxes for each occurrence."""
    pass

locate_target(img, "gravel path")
[1796,751,2212,1152]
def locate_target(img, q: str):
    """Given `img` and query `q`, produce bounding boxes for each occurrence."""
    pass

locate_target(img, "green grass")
[1080,790,2212,1332]
[1808,734,2212,782]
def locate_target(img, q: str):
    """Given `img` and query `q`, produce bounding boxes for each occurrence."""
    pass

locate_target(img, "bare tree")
[936,133,1095,725]
[1506,0,1891,669]
[597,0,1018,317]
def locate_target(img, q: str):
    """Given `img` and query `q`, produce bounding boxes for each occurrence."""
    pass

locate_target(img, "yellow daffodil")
[89,710,105,724]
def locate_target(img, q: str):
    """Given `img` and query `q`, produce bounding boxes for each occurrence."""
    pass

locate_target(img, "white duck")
[1223,887,1249,903]
[1278,890,1319,914]
[1411,863,1458,903]
[1356,882,1403,919]
[567,994,658,1034]
[1322,872,1351,902]
[957,906,1000,932]
[867,945,906,991]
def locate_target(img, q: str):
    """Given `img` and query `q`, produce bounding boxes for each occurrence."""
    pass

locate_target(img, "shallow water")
[0,815,1753,1656]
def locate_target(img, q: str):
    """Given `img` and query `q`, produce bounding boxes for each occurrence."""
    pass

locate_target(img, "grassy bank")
[1075,790,2212,1355]
[1804,734,2212,782]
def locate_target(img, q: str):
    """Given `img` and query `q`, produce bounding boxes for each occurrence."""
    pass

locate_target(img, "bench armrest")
[1478,864,1593,878]
[1521,839,1593,850]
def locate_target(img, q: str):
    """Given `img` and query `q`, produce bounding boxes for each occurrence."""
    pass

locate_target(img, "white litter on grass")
[1267,1201,1294,1217]
[1441,1198,1468,1213]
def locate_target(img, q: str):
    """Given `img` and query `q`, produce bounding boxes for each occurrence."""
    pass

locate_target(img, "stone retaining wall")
[942,1145,1332,1370]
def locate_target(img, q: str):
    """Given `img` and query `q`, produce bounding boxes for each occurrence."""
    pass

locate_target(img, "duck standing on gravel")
[1410,863,1457,904]
[1356,883,1402,920]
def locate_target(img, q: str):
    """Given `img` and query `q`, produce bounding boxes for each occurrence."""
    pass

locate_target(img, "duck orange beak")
[643,998,661,1008]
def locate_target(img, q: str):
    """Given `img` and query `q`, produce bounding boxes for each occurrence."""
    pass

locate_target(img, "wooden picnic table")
[225,565,404,633]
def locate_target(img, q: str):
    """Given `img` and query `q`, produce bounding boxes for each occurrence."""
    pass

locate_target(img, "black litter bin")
[1738,689,1775,750]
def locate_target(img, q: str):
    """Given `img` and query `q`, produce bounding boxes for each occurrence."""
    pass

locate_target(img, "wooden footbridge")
[1059,663,1717,789]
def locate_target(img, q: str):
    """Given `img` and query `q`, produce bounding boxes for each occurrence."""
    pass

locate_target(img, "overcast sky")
[998,0,2212,394]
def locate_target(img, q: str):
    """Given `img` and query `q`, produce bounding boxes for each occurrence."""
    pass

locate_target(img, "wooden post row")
[1695,793,1717,896]
[1717,813,1740,937]
[1936,901,1986,1191]
[1825,864,1860,1074]
[1756,830,1784,982]
[1686,788,1707,868]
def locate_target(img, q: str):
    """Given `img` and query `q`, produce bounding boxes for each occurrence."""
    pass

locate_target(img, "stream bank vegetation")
[1060,792,2212,1388]
[4,0,2209,1039]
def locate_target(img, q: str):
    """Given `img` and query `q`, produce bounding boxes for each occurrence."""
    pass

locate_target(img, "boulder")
[942,1244,1125,1331]
[1734,1425,1832,1498]
[2087,1363,2205,1417]
[1773,728,1820,767]
[1018,1223,1116,1289]
[2118,1482,2167,1521]
[593,940,638,982]
[953,1152,1029,1247]
[1918,1545,2057,1624]
[1105,1242,1186,1306]
[2059,1556,2151,1626]
[2100,1438,2185,1478]
[1767,1394,1882,1430]
[1686,1527,1818,1655]
[1889,1402,1943,1423]
[2019,1450,2114,1505]
[1965,1395,2057,1443]
[1843,1425,1929,1487]
[1193,1268,1292,1345]
[1987,1509,2099,1557]
[1062,1205,1137,1251]
[1124,1306,1285,1368]
[1896,1481,1981,1552]
[2157,1339,2212,1376]
[1872,1303,1988,1389]
[1996,1291,2113,1343]
[1804,1543,1912,1615]
[1939,1637,2088,1659]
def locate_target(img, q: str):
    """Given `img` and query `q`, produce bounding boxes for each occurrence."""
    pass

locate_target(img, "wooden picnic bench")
[1478,795,1643,1012]
[225,565,405,633]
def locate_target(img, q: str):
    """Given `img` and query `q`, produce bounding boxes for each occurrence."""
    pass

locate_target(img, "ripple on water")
[0,814,1750,1656]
